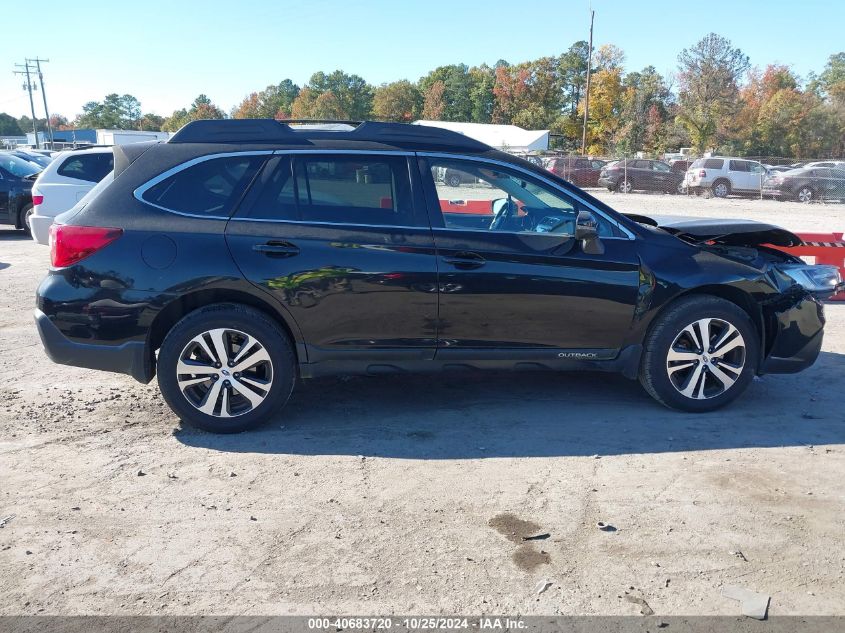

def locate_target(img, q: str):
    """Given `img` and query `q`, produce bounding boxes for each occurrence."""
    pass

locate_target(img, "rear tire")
[616,179,633,194]
[19,204,33,236]
[157,304,296,433]
[639,295,759,412]
[712,179,731,198]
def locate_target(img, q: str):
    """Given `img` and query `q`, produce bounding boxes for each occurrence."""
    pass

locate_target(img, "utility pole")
[14,62,39,148]
[30,58,53,147]
[581,8,594,156]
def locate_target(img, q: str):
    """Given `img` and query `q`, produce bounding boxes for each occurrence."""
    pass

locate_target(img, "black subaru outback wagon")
[35,120,838,432]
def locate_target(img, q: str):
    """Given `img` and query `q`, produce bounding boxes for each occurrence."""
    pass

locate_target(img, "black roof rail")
[168,118,491,151]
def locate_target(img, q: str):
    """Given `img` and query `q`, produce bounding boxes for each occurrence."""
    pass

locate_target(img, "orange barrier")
[775,233,845,301]
[440,199,493,214]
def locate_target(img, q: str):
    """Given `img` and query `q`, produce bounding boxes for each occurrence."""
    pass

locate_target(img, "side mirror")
[575,210,605,255]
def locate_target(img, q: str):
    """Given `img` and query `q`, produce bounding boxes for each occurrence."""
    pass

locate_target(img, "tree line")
[2,33,843,159]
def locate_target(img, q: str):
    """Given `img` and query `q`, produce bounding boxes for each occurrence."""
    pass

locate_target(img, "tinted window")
[244,154,419,227]
[591,160,605,169]
[729,160,749,172]
[632,160,650,169]
[703,159,724,169]
[652,162,671,172]
[142,155,265,216]
[57,153,114,183]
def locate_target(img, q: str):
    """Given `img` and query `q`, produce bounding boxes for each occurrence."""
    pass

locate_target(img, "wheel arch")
[148,288,305,370]
[646,284,766,366]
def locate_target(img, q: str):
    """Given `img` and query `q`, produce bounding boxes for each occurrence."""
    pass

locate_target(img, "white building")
[413,121,550,152]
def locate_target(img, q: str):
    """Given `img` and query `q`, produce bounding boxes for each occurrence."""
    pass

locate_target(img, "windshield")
[0,153,41,178]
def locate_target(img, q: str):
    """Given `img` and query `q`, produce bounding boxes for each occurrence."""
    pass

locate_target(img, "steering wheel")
[489,197,518,231]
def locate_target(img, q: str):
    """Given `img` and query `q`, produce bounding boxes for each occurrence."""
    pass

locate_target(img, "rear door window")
[141,154,266,216]
[57,153,114,183]
[729,160,749,172]
[652,162,671,172]
[241,154,423,228]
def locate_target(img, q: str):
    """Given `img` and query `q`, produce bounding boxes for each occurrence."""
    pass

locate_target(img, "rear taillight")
[32,195,43,206]
[699,169,706,177]
[50,225,123,268]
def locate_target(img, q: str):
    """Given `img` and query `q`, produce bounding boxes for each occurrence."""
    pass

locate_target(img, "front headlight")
[776,263,843,295]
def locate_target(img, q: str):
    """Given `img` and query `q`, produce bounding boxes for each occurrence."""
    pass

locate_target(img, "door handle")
[443,251,486,269]
[252,241,300,257]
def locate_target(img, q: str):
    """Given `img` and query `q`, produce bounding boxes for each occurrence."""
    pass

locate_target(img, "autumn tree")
[233,80,300,119]
[372,80,422,122]
[615,66,672,154]
[161,94,226,132]
[676,33,749,152]
[421,80,446,120]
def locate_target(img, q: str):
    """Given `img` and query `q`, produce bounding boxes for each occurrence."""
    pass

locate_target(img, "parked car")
[0,152,40,233]
[34,119,838,433]
[763,167,845,203]
[803,160,845,170]
[9,149,53,169]
[546,157,607,187]
[28,147,114,245]
[683,157,766,197]
[766,165,793,174]
[598,159,684,194]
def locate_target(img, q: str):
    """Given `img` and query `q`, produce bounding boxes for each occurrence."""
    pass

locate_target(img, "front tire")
[639,296,759,412]
[157,304,296,433]
[796,186,814,203]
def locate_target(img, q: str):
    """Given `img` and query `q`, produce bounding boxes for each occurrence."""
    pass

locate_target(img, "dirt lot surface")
[1,193,844,617]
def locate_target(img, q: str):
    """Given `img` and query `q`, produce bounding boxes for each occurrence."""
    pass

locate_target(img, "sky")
[1,0,842,121]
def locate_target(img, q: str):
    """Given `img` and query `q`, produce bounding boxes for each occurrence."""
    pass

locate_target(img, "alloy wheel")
[665,318,746,400]
[176,328,274,417]
[714,182,729,198]
[619,180,632,193]
[797,187,813,203]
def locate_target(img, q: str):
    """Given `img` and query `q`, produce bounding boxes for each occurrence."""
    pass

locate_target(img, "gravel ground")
[1,193,844,617]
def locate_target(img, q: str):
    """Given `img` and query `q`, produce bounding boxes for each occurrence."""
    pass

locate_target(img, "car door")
[631,160,653,189]
[650,161,674,190]
[830,169,845,200]
[728,160,753,191]
[417,155,641,357]
[226,151,439,364]
[0,169,9,221]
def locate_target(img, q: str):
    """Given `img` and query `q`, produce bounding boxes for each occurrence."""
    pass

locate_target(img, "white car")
[683,157,767,197]
[29,147,113,245]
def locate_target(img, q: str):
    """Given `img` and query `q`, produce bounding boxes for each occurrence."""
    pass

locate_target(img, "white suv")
[683,157,766,198]
[29,147,113,245]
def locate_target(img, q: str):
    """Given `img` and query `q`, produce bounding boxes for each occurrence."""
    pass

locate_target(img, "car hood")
[625,214,802,247]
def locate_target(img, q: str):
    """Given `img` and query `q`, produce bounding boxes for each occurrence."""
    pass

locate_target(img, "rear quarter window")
[140,154,266,216]
[703,159,724,169]
[57,153,114,183]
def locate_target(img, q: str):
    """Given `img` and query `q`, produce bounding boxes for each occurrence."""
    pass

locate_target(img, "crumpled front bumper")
[760,293,825,374]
